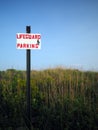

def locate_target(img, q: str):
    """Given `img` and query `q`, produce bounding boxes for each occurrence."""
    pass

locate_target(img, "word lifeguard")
[17,34,41,39]
[16,33,41,49]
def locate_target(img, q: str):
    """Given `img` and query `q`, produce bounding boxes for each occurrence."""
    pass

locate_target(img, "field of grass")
[0,68,98,130]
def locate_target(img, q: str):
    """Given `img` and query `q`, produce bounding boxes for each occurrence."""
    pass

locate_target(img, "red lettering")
[37,35,41,39]
[17,43,20,48]
[17,34,41,39]
[35,35,37,39]
[20,44,22,48]
[26,44,28,48]
[17,43,40,49]
[36,44,39,48]
[31,44,33,48]
[31,35,34,39]
[23,44,26,48]
[17,34,22,39]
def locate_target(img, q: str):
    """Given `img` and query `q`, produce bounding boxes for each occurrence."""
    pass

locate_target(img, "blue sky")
[0,0,98,71]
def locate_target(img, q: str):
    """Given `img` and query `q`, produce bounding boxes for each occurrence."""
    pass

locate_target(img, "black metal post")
[26,26,31,130]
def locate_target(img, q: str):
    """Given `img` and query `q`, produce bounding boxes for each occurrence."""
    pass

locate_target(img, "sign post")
[26,26,31,130]
[16,26,41,130]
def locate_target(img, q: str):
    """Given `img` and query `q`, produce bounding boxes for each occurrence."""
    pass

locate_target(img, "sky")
[0,0,98,71]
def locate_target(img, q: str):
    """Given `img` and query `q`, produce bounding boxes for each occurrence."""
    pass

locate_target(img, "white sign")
[16,33,41,49]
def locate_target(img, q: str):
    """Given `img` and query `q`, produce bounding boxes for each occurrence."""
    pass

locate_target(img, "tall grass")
[0,68,98,129]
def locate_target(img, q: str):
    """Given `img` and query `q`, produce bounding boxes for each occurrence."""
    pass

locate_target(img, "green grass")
[0,67,98,130]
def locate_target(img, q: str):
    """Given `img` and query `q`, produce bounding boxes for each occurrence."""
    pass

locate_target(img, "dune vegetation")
[0,68,98,130]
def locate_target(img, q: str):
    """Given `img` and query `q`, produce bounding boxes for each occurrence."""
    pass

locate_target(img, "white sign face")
[16,33,41,49]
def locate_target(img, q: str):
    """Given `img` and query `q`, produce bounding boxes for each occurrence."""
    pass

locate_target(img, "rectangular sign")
[16,33,41,49]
